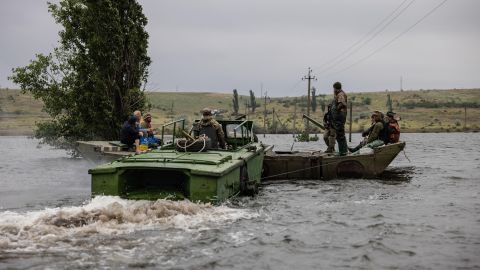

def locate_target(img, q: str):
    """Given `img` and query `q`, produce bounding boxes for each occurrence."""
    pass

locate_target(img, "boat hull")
[263,142,405,180]
[89,143,265,203]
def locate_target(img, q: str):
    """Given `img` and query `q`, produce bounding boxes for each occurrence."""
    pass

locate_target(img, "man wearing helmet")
[331,82,348,156]
[192,108,227,149]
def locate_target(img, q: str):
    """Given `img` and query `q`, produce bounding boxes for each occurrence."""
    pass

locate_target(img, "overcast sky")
[0,0,479,96]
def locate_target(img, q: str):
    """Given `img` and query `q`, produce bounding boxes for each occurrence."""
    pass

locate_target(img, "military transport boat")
[262,141,406,180]
[82,115,406,202]
[88,120,268,202]
[260,114,406,180]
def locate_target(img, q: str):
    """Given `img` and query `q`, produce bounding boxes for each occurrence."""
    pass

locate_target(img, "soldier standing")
[331,82,348,156]
[323,103,336,153]
[192,108,227,149]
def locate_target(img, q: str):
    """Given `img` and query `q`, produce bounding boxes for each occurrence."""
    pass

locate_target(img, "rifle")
[302,114,326,130]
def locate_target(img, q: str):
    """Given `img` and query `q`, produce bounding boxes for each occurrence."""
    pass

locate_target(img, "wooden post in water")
[349,102,353,142]
[293,99,297,137]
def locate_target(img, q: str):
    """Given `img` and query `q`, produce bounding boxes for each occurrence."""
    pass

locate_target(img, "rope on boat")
[402,149,411,163]
[176,136,207,152]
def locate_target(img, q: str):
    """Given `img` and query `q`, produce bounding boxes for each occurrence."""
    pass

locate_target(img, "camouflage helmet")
[386,111,396,118]
[333,82,342,90]
[201,107,212,115]
[372,110,384,118]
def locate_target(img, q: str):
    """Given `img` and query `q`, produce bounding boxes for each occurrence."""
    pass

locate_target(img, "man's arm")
[337,92,347,111]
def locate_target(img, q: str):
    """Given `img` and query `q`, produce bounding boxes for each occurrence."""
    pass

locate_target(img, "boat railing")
[160,119,185,148]
[233,120,253,148]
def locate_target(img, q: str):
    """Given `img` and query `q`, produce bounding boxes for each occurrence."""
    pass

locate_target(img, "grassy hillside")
[1,88,479,135]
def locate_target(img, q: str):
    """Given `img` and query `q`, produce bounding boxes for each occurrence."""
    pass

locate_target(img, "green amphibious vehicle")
[88,120,268,203]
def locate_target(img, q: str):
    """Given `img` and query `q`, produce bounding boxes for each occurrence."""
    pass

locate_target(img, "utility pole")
[272,107,276,134]
[302,67,317,135]
[260,82,263,100]
[263,91,268,137]
[400,76,403,91]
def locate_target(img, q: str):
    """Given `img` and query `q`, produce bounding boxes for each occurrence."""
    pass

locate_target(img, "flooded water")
[0,134,479,269]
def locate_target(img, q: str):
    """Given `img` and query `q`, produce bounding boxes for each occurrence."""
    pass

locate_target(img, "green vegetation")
[8,0,150,148]
[1,88,479,136]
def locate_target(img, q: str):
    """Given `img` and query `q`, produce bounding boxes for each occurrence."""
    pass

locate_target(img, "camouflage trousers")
[323,127,336,152]
[332,111,347,155]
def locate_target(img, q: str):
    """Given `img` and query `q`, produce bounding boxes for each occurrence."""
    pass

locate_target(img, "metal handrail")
[232,120,254,147]
[161,119,185,147]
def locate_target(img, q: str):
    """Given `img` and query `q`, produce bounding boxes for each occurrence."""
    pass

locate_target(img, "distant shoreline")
[1,88,479,137]
[1,129,478,137]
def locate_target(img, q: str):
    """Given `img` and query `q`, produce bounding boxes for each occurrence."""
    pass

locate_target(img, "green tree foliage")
[362,97,372,105]
[249,90,256,112]
[311,87,317,112]
[9,0,151,148]
[232,89,239,115]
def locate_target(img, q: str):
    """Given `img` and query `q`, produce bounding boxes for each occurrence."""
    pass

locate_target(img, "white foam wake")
[0,196,257,251]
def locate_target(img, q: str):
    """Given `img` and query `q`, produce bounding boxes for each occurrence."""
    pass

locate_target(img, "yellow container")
[139,144,148,151]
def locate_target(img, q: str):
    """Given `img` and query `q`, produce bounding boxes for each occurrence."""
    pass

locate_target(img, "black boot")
[348,145,360,153]
[337,137,348,156]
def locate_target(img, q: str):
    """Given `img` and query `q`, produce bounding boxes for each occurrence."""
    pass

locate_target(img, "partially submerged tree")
[249,90,256,113]
[232,89,239,115]
[386,93,393,112]
[10,0,151,148]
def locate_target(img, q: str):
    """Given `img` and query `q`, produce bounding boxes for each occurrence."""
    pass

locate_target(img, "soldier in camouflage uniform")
[331,82,348,156]
[192,108,227,149]
[323,103,336,153]
[349,111,384,153]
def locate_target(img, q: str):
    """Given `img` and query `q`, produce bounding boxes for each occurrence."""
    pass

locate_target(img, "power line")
[317,0,417,75]
[315,0,410,71]
[330,0,448,75]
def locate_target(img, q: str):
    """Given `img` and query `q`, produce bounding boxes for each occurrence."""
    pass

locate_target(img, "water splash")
[0,196,257,251]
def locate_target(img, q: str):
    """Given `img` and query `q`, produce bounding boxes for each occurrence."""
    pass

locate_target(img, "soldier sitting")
[385,111,401,144]
[348,111,385,153]
[192,108,227,149]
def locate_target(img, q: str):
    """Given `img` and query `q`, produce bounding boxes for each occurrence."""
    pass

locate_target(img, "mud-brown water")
[0,134,479,269]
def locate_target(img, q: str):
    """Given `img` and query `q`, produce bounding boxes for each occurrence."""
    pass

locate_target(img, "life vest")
[387,121,400,143]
